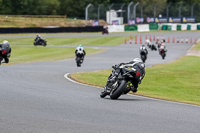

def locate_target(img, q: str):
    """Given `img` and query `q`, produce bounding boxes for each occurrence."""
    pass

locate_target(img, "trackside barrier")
[189,24,197,30]
[137,24,149,32]
[181,24,187,30]
[124,25,137,31]
[0,26,104,33]
[108,25,125,33]
[171,24,177,31]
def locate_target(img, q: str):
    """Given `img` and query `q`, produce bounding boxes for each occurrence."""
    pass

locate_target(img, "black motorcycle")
[140,51,147,63]
[102,27,109,35]
[150,44,157,51]
[100,64,137,99]
[159,49,167,59]
[34,38,47,46]
[76,55,84,67]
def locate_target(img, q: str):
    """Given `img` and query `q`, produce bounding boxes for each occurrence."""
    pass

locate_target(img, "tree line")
[0,0,198,18]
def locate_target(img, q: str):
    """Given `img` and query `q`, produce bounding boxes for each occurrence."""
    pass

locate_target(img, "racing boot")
[131,87,138,93]
[100,86,110,98]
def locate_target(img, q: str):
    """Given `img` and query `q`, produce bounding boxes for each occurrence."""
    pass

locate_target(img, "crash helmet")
[36,34,41,37]
[3,40,9,45]
[133,58,143,63]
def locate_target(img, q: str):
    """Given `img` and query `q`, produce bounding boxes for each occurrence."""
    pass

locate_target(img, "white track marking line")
[64,73,200,108]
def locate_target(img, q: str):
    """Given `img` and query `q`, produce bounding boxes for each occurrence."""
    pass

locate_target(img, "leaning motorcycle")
[34,38,47,46]
[100,64,137,100]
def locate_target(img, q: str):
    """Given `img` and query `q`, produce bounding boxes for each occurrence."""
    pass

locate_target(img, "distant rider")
[159,39,167,53]
[139,45,148,55]
[146,39,151,48]
[75,45,86,60]
[139,45,148,62]
[0,40,11,63]
[35,34,41,42]
[103,58,145,95]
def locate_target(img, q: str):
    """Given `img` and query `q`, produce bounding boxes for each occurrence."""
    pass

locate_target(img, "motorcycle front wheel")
[110,80,127,100]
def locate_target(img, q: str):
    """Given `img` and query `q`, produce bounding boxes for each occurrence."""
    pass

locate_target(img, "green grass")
[193,41,200,50]
[71,56,200,105]
[8,46,104,64]
[1,36,125,46]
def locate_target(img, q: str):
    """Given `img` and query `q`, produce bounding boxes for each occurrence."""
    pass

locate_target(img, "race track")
[0,32,200,133]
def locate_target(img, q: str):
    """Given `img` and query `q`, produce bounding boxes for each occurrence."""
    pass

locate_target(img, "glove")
[112,64,117,69]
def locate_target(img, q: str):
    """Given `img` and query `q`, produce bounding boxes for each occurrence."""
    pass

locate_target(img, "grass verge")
[8,46,104,65]
[1,36,125,46]
[192,41,200,50]
[71,56,200,105]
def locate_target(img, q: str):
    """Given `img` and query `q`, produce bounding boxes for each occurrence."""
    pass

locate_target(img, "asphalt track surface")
[0,32,200,133]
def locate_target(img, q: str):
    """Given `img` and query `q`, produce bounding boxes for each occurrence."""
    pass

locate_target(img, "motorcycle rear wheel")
[110,80,127,100]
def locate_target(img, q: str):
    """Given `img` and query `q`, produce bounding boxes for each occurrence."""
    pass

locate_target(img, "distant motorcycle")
[34,38,47,46]
[159,48,167,59]
[102,27,109,35]
[100,64,138,99]
[150,44,157,51]
[140,51,147,63]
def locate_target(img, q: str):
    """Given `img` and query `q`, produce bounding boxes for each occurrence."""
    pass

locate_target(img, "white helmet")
[133,58,143,63]
[146,39,150,43]
[3,40,9,45]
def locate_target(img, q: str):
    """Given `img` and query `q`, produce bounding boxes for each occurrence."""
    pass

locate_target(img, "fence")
[87,2,200,26]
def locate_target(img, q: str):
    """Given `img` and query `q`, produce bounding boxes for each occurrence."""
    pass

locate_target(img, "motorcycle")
[100,64,138,99]
[159,49,167,59]
[140,51,147,63]
[150,44,157,51]
[34,38,47,46]
[102,27,109,35]
[76,55,84,67]
[0,47,11,65]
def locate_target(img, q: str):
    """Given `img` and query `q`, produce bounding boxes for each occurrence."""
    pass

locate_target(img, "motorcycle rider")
[146,39,151,48]
[0,40,11,63]
[102,58,145,95]
[75,45,86,61]
[159,39,167,53]
[35,34,41,42]
[139,45,148,61]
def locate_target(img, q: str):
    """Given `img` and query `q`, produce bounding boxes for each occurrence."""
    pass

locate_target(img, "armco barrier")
[108,25,124,32]
[149,23,158,30]
[197,24,200,30]
[181,24,187,30]
[0,26,104,33]
[177,25,181,31]
[124,25,137,31]
[162,25,168,30]
[167,25,171,31]
[190,24,197,30]
[138,24,149,32]
[171,24,177,31]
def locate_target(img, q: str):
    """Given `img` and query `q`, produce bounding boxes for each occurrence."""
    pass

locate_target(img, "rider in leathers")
[75,45,86,61]
[103,58,145,95]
